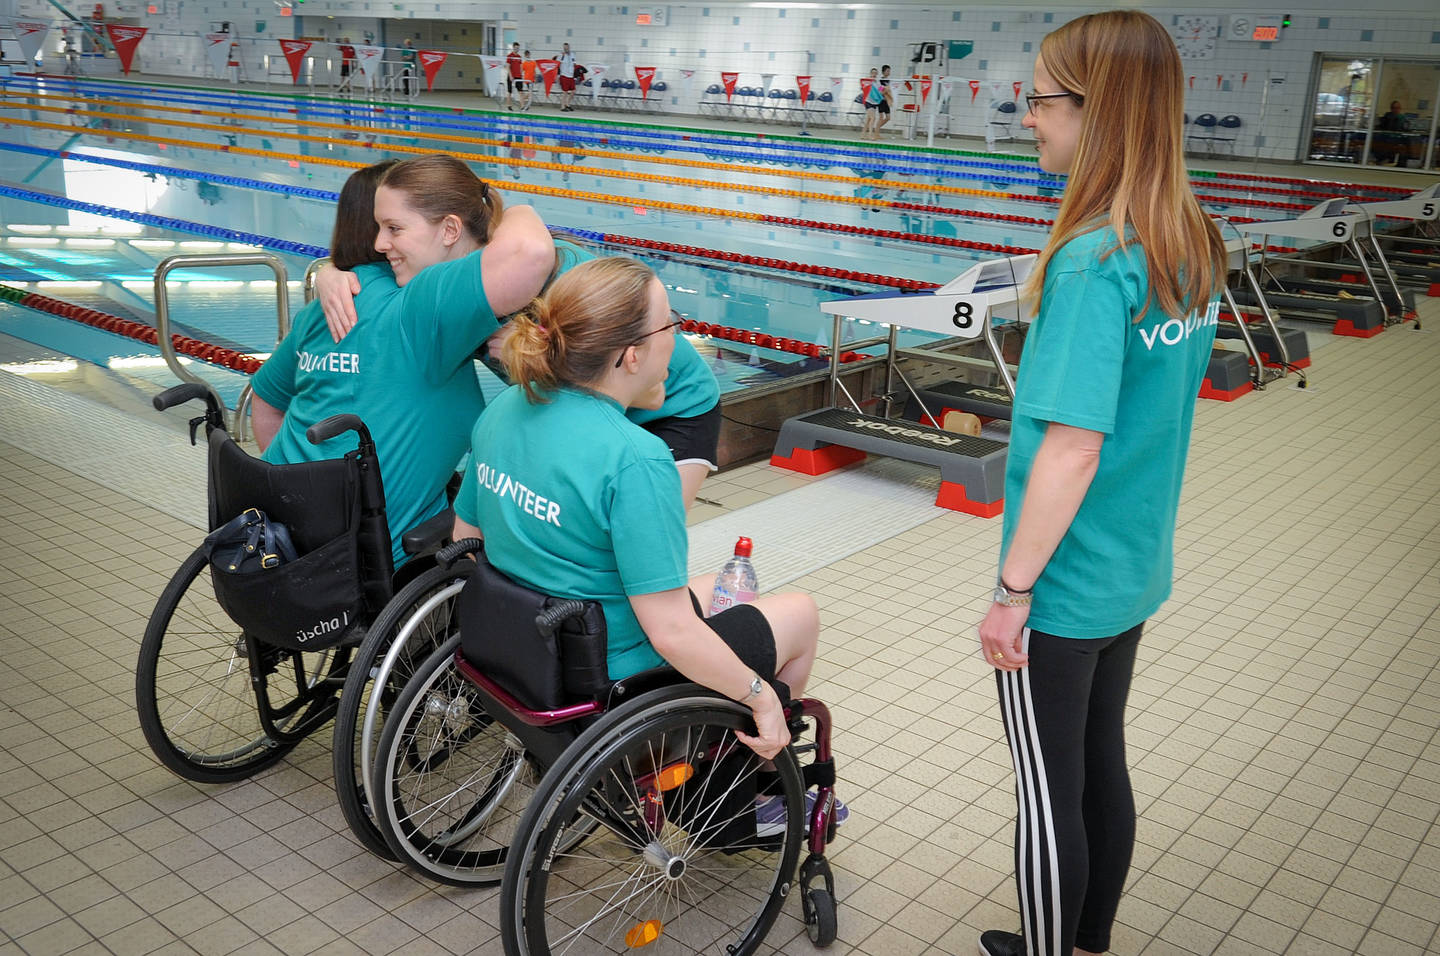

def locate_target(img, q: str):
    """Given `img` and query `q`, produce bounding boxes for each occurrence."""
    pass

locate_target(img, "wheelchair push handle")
[153,382,211,412]
[153,383,226,442]
[307,414,373,448]
[436,537,483,568]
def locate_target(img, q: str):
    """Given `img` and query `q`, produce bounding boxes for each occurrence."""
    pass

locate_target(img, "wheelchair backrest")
[456,549,611,712]
[209,431,354,551]
[206,430,395,639]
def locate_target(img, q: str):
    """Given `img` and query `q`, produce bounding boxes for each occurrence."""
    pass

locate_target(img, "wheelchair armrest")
[437,537,483,567]
[401,509,453,556]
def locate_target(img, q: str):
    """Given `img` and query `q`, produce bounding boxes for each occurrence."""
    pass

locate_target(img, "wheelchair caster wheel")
[803,886,838,946]
[799,852,838,946]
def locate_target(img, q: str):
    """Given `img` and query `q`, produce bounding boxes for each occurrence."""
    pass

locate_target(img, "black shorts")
[877,100,890,116]
[689,591,777,684]
[643,402,721,469]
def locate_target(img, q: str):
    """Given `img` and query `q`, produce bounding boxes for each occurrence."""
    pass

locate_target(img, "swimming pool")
[0,73,1412,409]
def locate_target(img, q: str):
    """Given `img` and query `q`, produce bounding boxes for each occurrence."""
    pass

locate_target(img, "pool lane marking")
[0,108,1038,220]
[0,90,1041,204]
[6,75,1409,200]
[0,100,1313,218]
[5,86,1348,205]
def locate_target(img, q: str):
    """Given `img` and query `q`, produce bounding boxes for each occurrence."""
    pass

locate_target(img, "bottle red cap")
[733,536,753,557]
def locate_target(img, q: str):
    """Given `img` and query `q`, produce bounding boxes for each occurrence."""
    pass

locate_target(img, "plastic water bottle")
[710,537,758,615]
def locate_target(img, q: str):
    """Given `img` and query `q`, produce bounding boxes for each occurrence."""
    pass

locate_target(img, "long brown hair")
[502,257,656,403]
[329,160,397,271]
[377,154,504,245]
[1023,10,1226,320]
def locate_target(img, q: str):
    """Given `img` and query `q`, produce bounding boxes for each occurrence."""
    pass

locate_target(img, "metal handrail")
[153,253,291,441]
[303,257,332,303]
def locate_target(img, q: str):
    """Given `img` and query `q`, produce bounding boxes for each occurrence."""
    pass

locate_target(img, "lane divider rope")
[4,73,1411,198]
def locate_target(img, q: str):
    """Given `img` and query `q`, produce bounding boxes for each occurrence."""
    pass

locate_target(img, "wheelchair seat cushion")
[457,550,609,711]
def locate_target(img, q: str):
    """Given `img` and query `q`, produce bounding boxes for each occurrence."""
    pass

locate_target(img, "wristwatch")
[992,580,1033,608]
[740,673,764,702]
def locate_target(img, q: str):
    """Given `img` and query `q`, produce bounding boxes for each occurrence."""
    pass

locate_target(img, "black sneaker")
[978,930,1025,956]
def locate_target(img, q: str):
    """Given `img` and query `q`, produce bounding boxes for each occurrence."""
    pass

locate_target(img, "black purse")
[205,508,298,573]
[204,508,366,651]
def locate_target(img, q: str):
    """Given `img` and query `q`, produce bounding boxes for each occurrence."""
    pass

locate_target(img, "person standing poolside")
[506,42,522,109]
[556,42,577,111]
[877,64,895,136]
[974,10,1227,956]
[337,38,356,92]
[861,68,887,140]
[399,38,418,96]
[520,50,536,110]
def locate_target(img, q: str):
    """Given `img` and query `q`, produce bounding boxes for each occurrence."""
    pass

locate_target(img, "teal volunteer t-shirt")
[1000,227,1219,638]
[454,386,689,679]
[252,250,498,566]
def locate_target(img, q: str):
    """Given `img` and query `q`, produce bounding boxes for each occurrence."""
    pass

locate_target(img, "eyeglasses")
[1024,90,1083,115]
[615,310,684,367]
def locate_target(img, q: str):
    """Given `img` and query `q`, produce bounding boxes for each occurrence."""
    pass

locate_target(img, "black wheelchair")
[368,539,842,953]
[135,383,458,826]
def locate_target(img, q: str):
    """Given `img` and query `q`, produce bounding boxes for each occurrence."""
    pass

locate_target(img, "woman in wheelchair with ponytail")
[451,256,820,764]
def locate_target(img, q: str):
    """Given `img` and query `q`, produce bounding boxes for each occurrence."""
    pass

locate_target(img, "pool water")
[0,73,1412,409]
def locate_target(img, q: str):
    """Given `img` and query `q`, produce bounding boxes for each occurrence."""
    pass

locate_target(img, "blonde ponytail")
[500,257,656,402]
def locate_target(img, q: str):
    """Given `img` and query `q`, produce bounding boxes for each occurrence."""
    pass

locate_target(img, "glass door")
[1369,60,1440,169]
[1307,56,1375,164]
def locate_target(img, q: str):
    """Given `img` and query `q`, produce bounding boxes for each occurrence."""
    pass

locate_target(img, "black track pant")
[995,623,1142,955]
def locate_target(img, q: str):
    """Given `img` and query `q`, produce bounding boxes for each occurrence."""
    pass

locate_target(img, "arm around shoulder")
[481,206,555,317]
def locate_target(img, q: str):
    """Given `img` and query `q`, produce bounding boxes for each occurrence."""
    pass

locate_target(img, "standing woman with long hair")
[975,11,1226,956]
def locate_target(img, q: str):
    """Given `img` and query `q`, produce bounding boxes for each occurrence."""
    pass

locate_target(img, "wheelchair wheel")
[332,562,468,859]
[136,547,346,782]
[371,634,538,886]
[500,685,806,956]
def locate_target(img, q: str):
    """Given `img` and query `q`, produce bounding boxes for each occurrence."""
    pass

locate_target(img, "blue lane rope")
[0,141,340,201]
[0,182,329,258]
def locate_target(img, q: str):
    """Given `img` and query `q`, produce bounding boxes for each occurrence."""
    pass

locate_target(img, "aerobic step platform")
[901,381,1014,427]
[1215,323,1311,370]
[1362,252,1440,293]
[770,407,1006,517]
[1230,286,1384,337]
[1284,276,1416,316]
[1198,349,1255,402]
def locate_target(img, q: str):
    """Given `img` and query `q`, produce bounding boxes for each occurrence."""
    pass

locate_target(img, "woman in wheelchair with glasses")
[451,256,821,764]
[250,155,559,568]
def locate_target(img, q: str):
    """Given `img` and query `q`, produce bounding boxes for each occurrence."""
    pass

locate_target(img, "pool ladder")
[154,253,323,442]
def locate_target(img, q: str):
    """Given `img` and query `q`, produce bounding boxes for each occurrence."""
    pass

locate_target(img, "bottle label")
[710,586,757,615]
[710,586,736,615]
